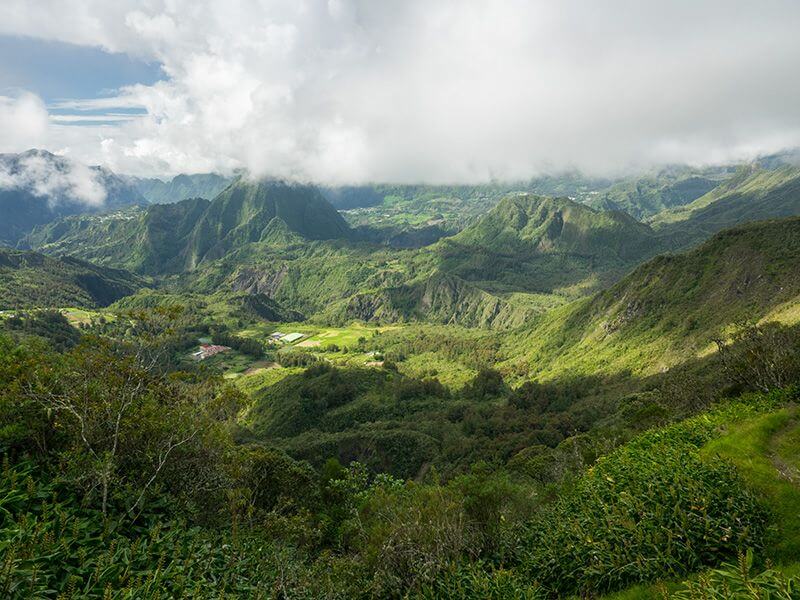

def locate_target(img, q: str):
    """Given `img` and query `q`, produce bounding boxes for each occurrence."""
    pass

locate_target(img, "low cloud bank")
[0,150,107,207]
[0,2,799,182]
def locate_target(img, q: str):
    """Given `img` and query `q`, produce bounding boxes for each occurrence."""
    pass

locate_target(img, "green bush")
[517,408,771,597]
[671,550,799,599]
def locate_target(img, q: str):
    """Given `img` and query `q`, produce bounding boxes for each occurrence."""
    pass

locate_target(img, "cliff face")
[230,265,290,297]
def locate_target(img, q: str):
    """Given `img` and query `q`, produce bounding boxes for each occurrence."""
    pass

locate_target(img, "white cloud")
[0,93,50,152]
[1,1,800,182]
[0,151,107,207]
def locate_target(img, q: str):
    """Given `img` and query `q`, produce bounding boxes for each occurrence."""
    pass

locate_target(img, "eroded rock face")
[231,265,289,296]
[343,292,401,323]
[417,274,533,329]
[601,299,647,334]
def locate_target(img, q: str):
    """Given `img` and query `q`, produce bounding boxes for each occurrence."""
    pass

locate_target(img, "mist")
[0,151,107,207]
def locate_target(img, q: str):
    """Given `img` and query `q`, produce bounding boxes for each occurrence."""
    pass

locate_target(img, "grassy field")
[0,306,114,325]
[237,321,397,347]
[397,351,477,389]
[195,349,255,378]
[234,364,303,396]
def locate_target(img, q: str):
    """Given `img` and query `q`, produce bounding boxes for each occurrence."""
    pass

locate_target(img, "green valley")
[6,131,800,600]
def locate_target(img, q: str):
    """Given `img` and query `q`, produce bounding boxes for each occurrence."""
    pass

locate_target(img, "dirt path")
[769,413,800,487]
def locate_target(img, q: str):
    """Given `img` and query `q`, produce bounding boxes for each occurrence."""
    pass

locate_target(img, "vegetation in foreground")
[1,300,800,598]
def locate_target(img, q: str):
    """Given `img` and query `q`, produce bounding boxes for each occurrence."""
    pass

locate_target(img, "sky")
[0,0,799,183]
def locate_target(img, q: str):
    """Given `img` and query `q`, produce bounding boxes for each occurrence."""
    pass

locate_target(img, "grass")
[198,349,257,378]
[237,321,397,349]
[60,307,114,325]
[701,408,800,564]
[398,352,477,389]
[775,422,800,472]
[234,365,303,397]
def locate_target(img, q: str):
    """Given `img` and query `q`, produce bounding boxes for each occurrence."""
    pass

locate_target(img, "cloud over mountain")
[1,1,800,182]
[0,93,49,152]
[0,150,106,207]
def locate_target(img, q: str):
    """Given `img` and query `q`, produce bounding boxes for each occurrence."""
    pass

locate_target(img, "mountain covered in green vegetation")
[441,193,664,295]
[0,247,145,309]
[132,173,233,203]
[25,178,353,275]
[503,216,800,379]
[585,165,734,219]
[652,165,800,246]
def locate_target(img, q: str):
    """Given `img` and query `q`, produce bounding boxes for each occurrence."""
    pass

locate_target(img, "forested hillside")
[503,216,800,379]
[4,3,800,597]
[25,179,352,275]
[6,153,800,600]
[653,165,800,246]
[584,165,734,219]
[0,248,145,309]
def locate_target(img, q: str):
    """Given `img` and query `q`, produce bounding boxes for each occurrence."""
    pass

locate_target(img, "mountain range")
[0,149,146,245]
[132,173,233,204]
[8,152,800,333]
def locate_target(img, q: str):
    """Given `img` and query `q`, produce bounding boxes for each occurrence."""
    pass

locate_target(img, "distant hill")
[585,165,734,220]
[452,193,656,258]
[133,173,232,204]
[504,216,800,379]
[0,248,145,310]
[25,189,669,328]
[26,178,352,274]
[0,149,146,245]
[651,165,800,247]
[183,177,351,268]
[439,193,665,296]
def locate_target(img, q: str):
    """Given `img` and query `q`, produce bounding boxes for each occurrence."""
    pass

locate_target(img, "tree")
[713,322,800,393]
[23,336,232,520]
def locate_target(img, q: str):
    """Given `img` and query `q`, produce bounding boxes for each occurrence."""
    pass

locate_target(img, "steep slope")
[133,173,232,203]
[26,179,352,275]
[183,178,350,268]
[504,216,800,379]
[0,149,146,244]
[451,193,656,258]
[0,248,145,309]
[652,165,800,246]
[439,193,664,296]
[24,199,211,274]
[585,165,733,220]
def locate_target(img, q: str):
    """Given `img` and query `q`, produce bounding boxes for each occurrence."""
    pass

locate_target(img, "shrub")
[671,550,798,599]
[357,483,480,596]
[517,416,769,597]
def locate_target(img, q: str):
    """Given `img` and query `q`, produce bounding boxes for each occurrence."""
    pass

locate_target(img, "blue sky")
[0,35,158,123]
[0,35,158,127]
